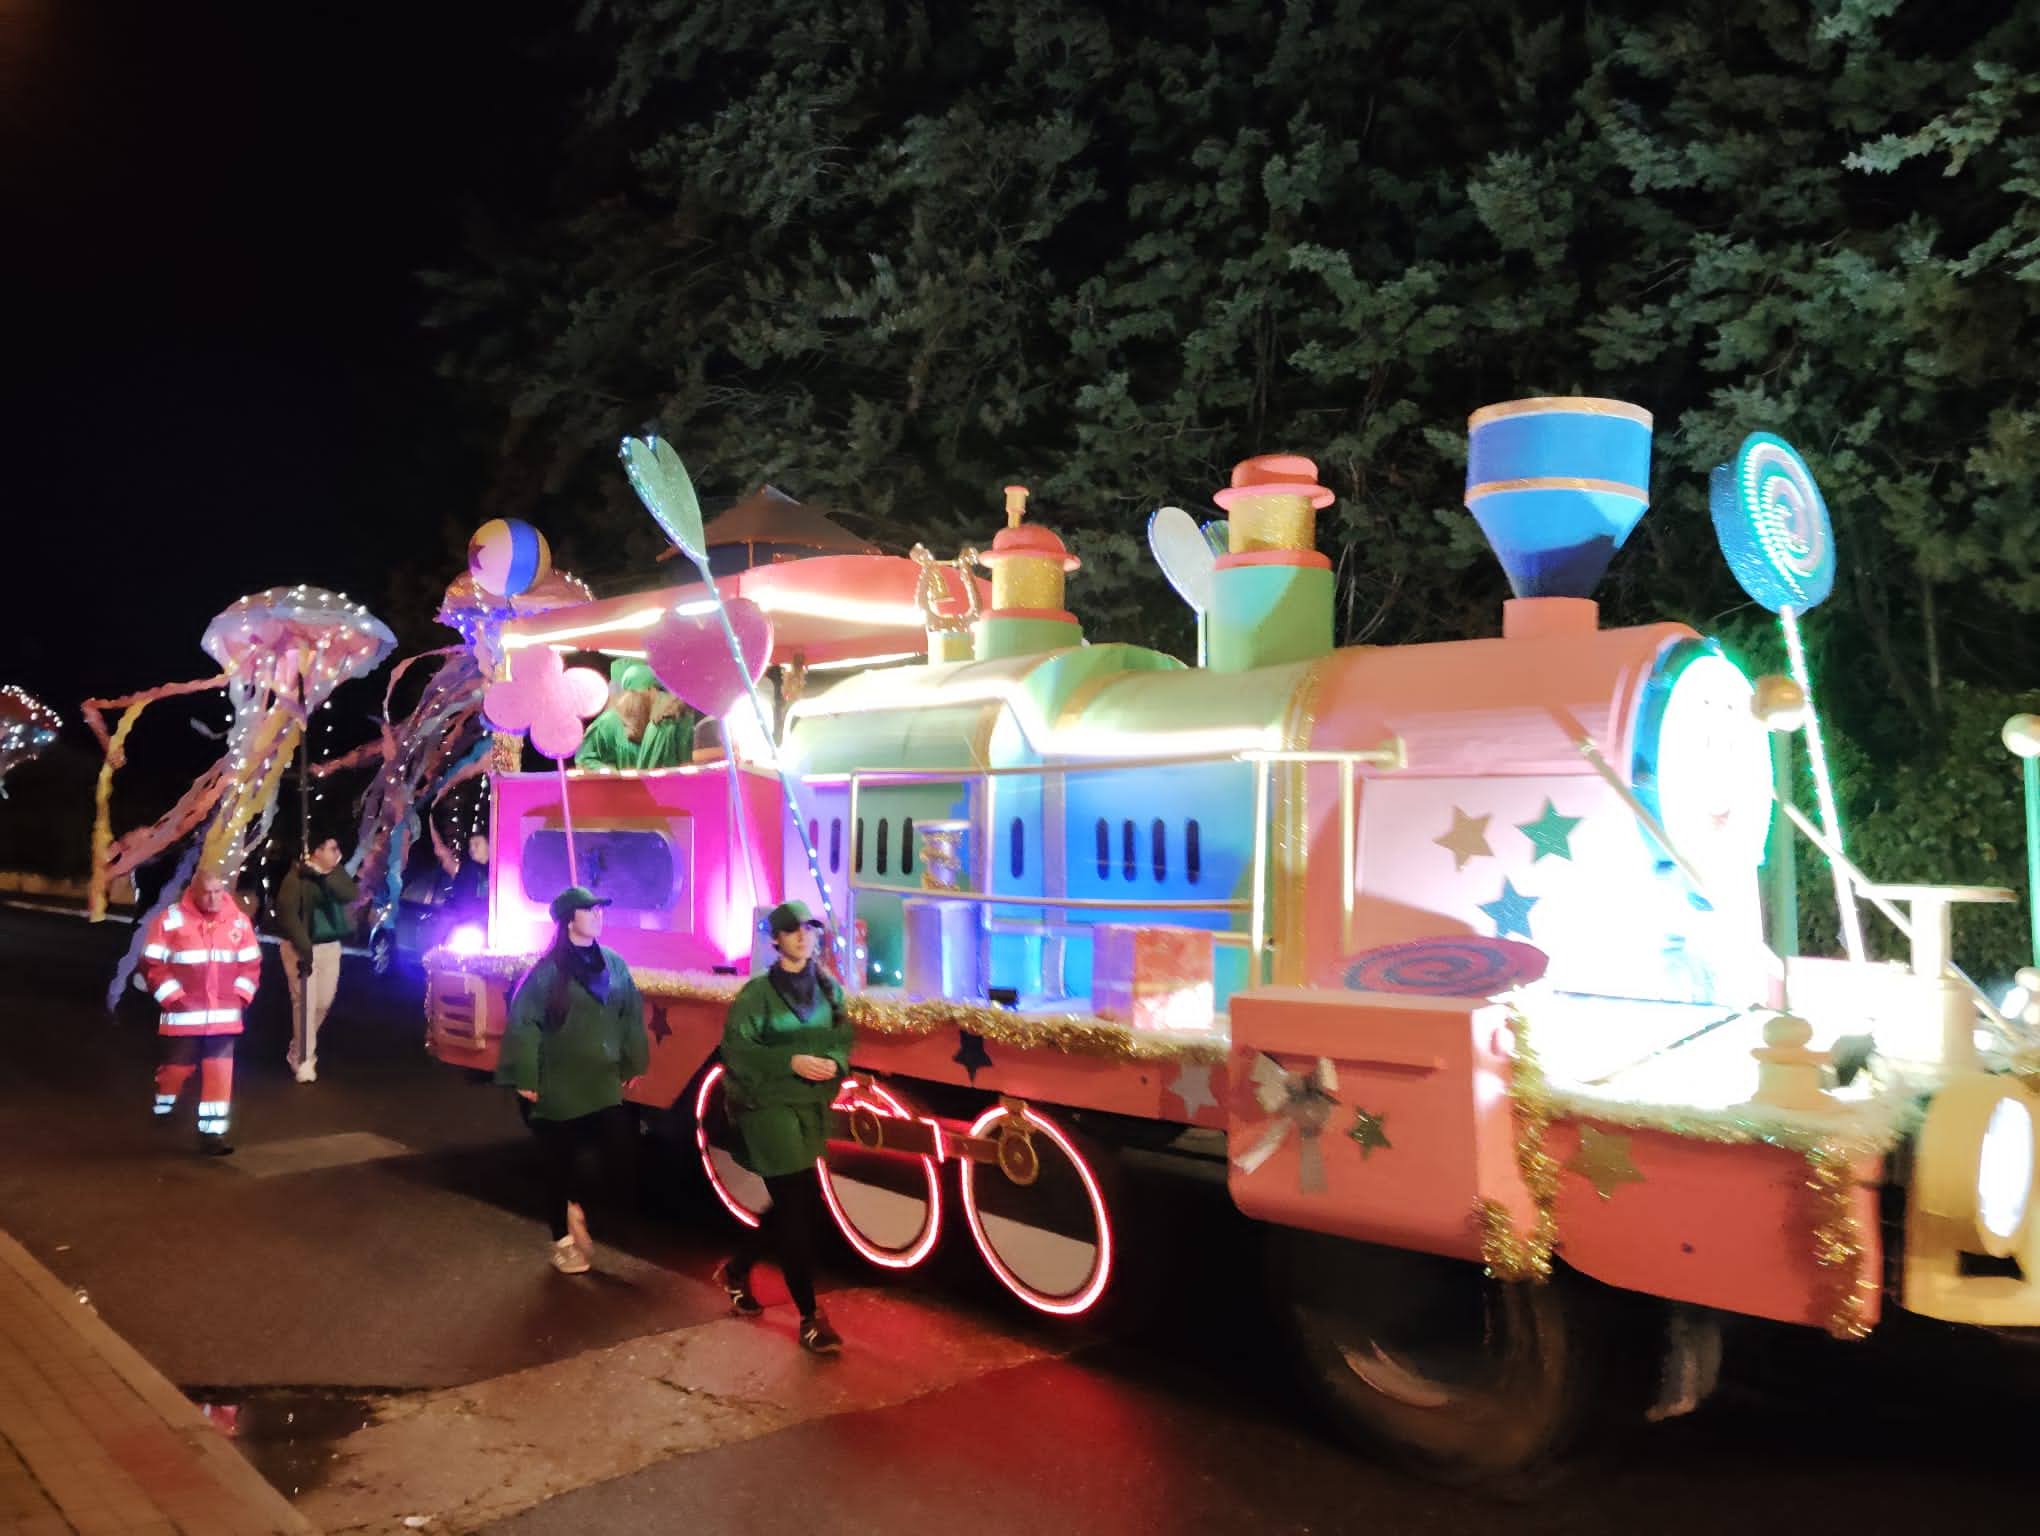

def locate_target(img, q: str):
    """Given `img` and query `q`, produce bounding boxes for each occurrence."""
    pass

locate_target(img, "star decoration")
[1517,800,1583,862]
[647,1005,671,1045]
[1348,1108,1391,1158]
[1435,807,1493,870]
[1566,1126,1644,1200]
[952,1030,993,1083]
[1478,878,1539,940]
[1168,1063,1218,1119]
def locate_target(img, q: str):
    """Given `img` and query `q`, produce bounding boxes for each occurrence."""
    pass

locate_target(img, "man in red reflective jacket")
[139,868,263,1155]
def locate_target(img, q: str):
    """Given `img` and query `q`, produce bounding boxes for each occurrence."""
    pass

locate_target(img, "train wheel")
[1265,1230,1613,1484]
[692,1063,770,1229]
[959,1102,1114,1316]
[817,1077,943,1270]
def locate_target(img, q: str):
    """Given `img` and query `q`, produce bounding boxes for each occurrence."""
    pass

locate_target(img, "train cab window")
[877,818,890,876]
[1186,819,1201,885]
[1121,819,1136,881]
[1095,819,1109,880]
[1151,818,1167,882]
[901,817,915,875]
[830,818,843,873]
[854,819,864,874]
[1009,817,1025,879]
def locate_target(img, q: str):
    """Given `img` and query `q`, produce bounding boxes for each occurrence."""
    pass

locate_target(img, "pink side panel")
[1546,1120,1885,1328]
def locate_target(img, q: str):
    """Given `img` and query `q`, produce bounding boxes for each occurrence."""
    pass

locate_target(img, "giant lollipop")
[1708,433,1858,959]
[0,687,60,798]
[619,432,842,954]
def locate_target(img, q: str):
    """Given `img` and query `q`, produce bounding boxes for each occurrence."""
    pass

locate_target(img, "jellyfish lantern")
[0,687,60,798]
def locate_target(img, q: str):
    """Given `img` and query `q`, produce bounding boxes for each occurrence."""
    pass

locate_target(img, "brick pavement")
[0,1232,312,1536]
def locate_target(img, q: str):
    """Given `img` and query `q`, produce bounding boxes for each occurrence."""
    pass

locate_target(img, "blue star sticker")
[1479,878,1539,940]
[1517,800,1582,862]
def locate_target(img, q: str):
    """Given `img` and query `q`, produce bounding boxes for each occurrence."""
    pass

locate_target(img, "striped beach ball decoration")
[467,519,552,599]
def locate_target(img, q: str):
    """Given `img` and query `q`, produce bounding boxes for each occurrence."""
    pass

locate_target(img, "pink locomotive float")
[425,400,2039,1478]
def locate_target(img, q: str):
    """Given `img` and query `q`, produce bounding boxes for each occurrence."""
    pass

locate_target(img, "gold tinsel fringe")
[1804,1143,1876,1341]
[426,951,1227,1066]
[1479,1010,1560,1283]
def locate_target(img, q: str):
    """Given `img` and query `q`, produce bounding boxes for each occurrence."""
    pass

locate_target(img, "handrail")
[830,740,1405,990]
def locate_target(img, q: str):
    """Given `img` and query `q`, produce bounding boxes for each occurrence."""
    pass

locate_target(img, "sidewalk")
[0,1232,313,1536]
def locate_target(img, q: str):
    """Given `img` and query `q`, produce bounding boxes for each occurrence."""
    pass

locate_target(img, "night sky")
[2,2,565,730]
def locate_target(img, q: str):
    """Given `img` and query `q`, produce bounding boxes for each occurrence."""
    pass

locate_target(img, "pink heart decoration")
[645,597,774,718]
[484,646,609,761]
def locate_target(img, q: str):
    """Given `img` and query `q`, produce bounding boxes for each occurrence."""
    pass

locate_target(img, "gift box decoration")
[1091,924,1216,1031]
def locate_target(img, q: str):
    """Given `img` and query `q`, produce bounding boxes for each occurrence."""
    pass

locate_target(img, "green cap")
[550,886,612,922]
[767,900,824,934]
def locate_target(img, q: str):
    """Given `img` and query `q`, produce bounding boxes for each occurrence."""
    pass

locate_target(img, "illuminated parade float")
[420,401,2040,1477]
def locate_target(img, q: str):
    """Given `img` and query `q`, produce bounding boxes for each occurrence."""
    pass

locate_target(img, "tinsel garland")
[1477,1010,1560,1282]
[426,951,1228,1065]
[1486,1003,1889,1339]
[1803,1142,1876,1341]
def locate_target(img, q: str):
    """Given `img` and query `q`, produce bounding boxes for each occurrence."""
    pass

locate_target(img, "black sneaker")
[799,1313,843,1355]
[713,1261,763,1317]
[197,1134,235,1157]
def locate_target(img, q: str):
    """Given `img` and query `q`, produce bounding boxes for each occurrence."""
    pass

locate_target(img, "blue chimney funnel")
[1465,398,1653,599]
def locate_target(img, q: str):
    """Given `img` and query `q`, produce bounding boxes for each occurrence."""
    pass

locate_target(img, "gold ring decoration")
[1463,477,1649,503]
[1467,397,1655,430]
[850,1103,885,1150]
[996,1101,1042,1186]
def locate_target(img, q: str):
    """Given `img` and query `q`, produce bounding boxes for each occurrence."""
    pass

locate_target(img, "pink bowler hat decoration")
[484,646,608,760]
[645,597,773,718]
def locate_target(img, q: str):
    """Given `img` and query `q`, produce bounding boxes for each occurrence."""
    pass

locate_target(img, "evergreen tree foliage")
[428,0,2040,973]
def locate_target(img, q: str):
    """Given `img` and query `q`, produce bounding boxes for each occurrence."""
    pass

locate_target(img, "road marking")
[297,1286,1059,1534]
[229,1133,413,1180]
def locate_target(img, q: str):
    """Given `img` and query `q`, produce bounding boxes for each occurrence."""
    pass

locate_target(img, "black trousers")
[528,1104,635,1241]
[728,1169,826,1318]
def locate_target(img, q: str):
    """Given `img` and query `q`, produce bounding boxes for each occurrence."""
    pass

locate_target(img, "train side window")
[1010,817,1025,879]
[807,819,818,860]
[901,817,915,875]
[1121,819,1135,881]
[1186,819,1201,885]
[1094,819,1109,881]
[877,817,890,876]
[1151,818,1167,882]
[854,819,864,874]
[830,818,842,874]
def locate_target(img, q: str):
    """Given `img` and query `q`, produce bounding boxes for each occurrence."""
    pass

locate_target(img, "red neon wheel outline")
[694,1064,763,1229]
[959,1103,1114,1316]
[816,1078,943,1270]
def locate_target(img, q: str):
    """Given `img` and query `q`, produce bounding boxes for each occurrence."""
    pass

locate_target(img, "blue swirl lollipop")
[1709,433,1835,613]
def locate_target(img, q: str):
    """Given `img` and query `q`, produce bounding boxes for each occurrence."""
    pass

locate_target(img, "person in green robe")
[496,886,650,1275]
[712,900,851,1355]
[574,659,694,772]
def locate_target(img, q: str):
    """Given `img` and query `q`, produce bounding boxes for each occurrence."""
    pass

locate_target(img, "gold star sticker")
[1435,807,1493,870]
[1566,1126,1644,1200]
[1348,1108,1391,1158]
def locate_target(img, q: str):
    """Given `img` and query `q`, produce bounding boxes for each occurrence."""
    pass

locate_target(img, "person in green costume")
[496,886,650,1275]
[574,659,694,772]
[712,900,850,1355]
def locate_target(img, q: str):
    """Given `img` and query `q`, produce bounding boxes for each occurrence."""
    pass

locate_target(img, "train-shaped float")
[424,398,2040,1478]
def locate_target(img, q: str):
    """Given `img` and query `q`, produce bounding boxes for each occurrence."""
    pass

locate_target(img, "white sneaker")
[565,1201,592,1259]
[294,1062,317,1084]
[550,1237,590,1275]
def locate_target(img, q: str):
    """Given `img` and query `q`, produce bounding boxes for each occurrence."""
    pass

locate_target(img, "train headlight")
[1978,1097,2034,1246]
[1912,1075,2040,1261]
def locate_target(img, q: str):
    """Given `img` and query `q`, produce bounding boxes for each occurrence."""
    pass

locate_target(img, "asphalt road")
[0,906,2034,1534]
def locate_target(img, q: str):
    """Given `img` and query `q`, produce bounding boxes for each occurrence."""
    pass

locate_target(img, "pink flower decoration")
[483,646,608,761]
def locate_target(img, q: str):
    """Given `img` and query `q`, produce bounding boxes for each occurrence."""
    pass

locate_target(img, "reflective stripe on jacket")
[138,896,263,1036]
